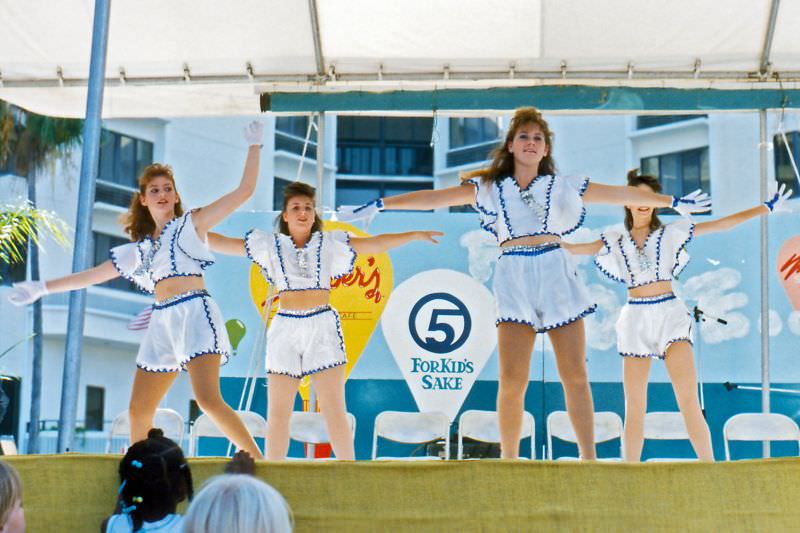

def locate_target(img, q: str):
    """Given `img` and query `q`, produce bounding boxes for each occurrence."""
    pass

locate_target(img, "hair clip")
[131,460,143,468]
[117,480,127,494]
[121,504,137,514]
[132,496,143,503]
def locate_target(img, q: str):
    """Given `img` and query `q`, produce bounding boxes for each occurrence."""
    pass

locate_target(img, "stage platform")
[6,454,799,532]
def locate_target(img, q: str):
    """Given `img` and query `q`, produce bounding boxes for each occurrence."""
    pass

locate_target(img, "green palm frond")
[0,200,70,265]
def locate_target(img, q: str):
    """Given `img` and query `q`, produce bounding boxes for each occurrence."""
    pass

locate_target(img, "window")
[0,245,26,287]
[96,130,153,207]
[641,147,710,214]
[447,118,500,167]
[93,232,138,292]
[273,177,292,211]
[335,117,434,206]
[774,132,800,198]
[84,386,105,431]
[275,116,317,159]
[636,115,706,129]
[337,117,433,176]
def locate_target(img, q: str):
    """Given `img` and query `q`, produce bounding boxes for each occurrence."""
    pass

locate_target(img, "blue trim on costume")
[495,316,537,328]
[496,179,515,239]
[175,213,214,269]
[268,369,304,379]
[467,178,500,239]
[618,236,635,286]
[276,306,333,319]
[332,309,346,354]
[671,223,695,278]
[200,297,220,353]
[353,198,382,213]
[137,350,229,373]
[593,233,626,284]
[274,234,290,289]
[108,247,153,294]
[627,294,676,305]
[542,175,555,233]
[315,233,324,287]
[302,359,347,377]
[499,243,561,257]
[664,337,693,352]
[153,290,209,309]
[332,232,357,280]
[620,337,693,361]
[654,226,665,279]
[536,304,597,333]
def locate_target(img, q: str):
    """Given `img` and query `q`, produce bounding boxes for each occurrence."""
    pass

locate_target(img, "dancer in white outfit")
[9,122,267,459]
[210,181,442,460]
[562,169,792,461]
[337,107,712,459]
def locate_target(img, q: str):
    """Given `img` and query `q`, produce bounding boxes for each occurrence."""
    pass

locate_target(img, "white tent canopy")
[1,0,799,118]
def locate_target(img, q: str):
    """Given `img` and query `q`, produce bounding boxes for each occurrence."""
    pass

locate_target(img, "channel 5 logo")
[408,292,472,354]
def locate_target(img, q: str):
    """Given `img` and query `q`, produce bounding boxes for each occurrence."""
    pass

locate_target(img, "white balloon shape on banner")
[381,269,497,421]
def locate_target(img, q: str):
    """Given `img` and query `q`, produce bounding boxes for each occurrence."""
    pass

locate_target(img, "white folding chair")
[643,411,698,462]
[371,411,450,460]
[105,408,185,453]
[547,410,623,460]
[457,410,535,459]
[289,411,356,460]
[189,411,267,457]
[0,438,18,455]
[723,413,800,461]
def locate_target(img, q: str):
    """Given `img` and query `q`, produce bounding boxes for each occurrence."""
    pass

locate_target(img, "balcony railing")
[95,180,135,208]
[446,140,497,168]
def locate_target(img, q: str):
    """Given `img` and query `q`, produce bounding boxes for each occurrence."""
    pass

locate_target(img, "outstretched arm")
[583,182,673,207]
[207,232,246,256]
[584,182,712,216]
[695,184,793,236]
[192,122,263,235]
[561,239,604,256]
[336,183,474,223]
[350,231,443,255]
[9,261,119,306]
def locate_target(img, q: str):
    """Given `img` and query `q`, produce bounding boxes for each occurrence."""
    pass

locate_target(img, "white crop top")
[109,211,214,294]
[594,219,695,289]
[466,175,589,244]
[244,230,356,292]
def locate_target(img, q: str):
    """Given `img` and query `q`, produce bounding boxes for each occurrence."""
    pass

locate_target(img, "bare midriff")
[276,289,330,310]
[500,234,561,248]
[627,280,674,298]
[154,275,206,302]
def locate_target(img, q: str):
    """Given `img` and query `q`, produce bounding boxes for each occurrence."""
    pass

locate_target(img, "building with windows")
[0,110,797,453]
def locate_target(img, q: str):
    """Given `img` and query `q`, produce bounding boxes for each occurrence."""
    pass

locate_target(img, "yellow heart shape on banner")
[248,221,394,404]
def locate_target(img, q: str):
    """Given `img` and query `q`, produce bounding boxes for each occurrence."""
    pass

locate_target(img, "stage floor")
[6,454,798,532]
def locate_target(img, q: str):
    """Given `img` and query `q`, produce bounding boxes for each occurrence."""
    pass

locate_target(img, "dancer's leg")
[664,341,714,461]
[266,373,300,461]
[311,365,354,460]
[129,368,178,444]
[548,319,597,460]
[622,357,651,462]
[496,322,535,459]
[185,354,264,460]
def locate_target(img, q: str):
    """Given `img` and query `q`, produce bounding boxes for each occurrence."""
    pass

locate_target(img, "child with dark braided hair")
[101,429,193,533]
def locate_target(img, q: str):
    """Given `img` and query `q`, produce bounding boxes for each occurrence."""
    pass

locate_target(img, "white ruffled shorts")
[616,293,693,360]
[494,243,596,332]
[266,305,347,378]
[137,290,231,372]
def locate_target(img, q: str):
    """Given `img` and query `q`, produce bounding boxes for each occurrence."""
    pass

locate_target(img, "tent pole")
[759,108,770,458]
[316,112,326,200]
[56,0,111,453]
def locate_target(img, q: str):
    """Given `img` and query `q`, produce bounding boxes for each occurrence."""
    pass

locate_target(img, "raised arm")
[8,261,119,306]
[350,231,443,255]
[560,239,604,256]
[207,232,247,256]
[192,121,263,235]
[694,184,792,237]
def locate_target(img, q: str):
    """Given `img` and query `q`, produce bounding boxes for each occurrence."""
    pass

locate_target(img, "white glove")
[334,198,384,225]
[672,189,712,217]
[8,281,48,306]
[764,183,793,213]
[243,121,264,146]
